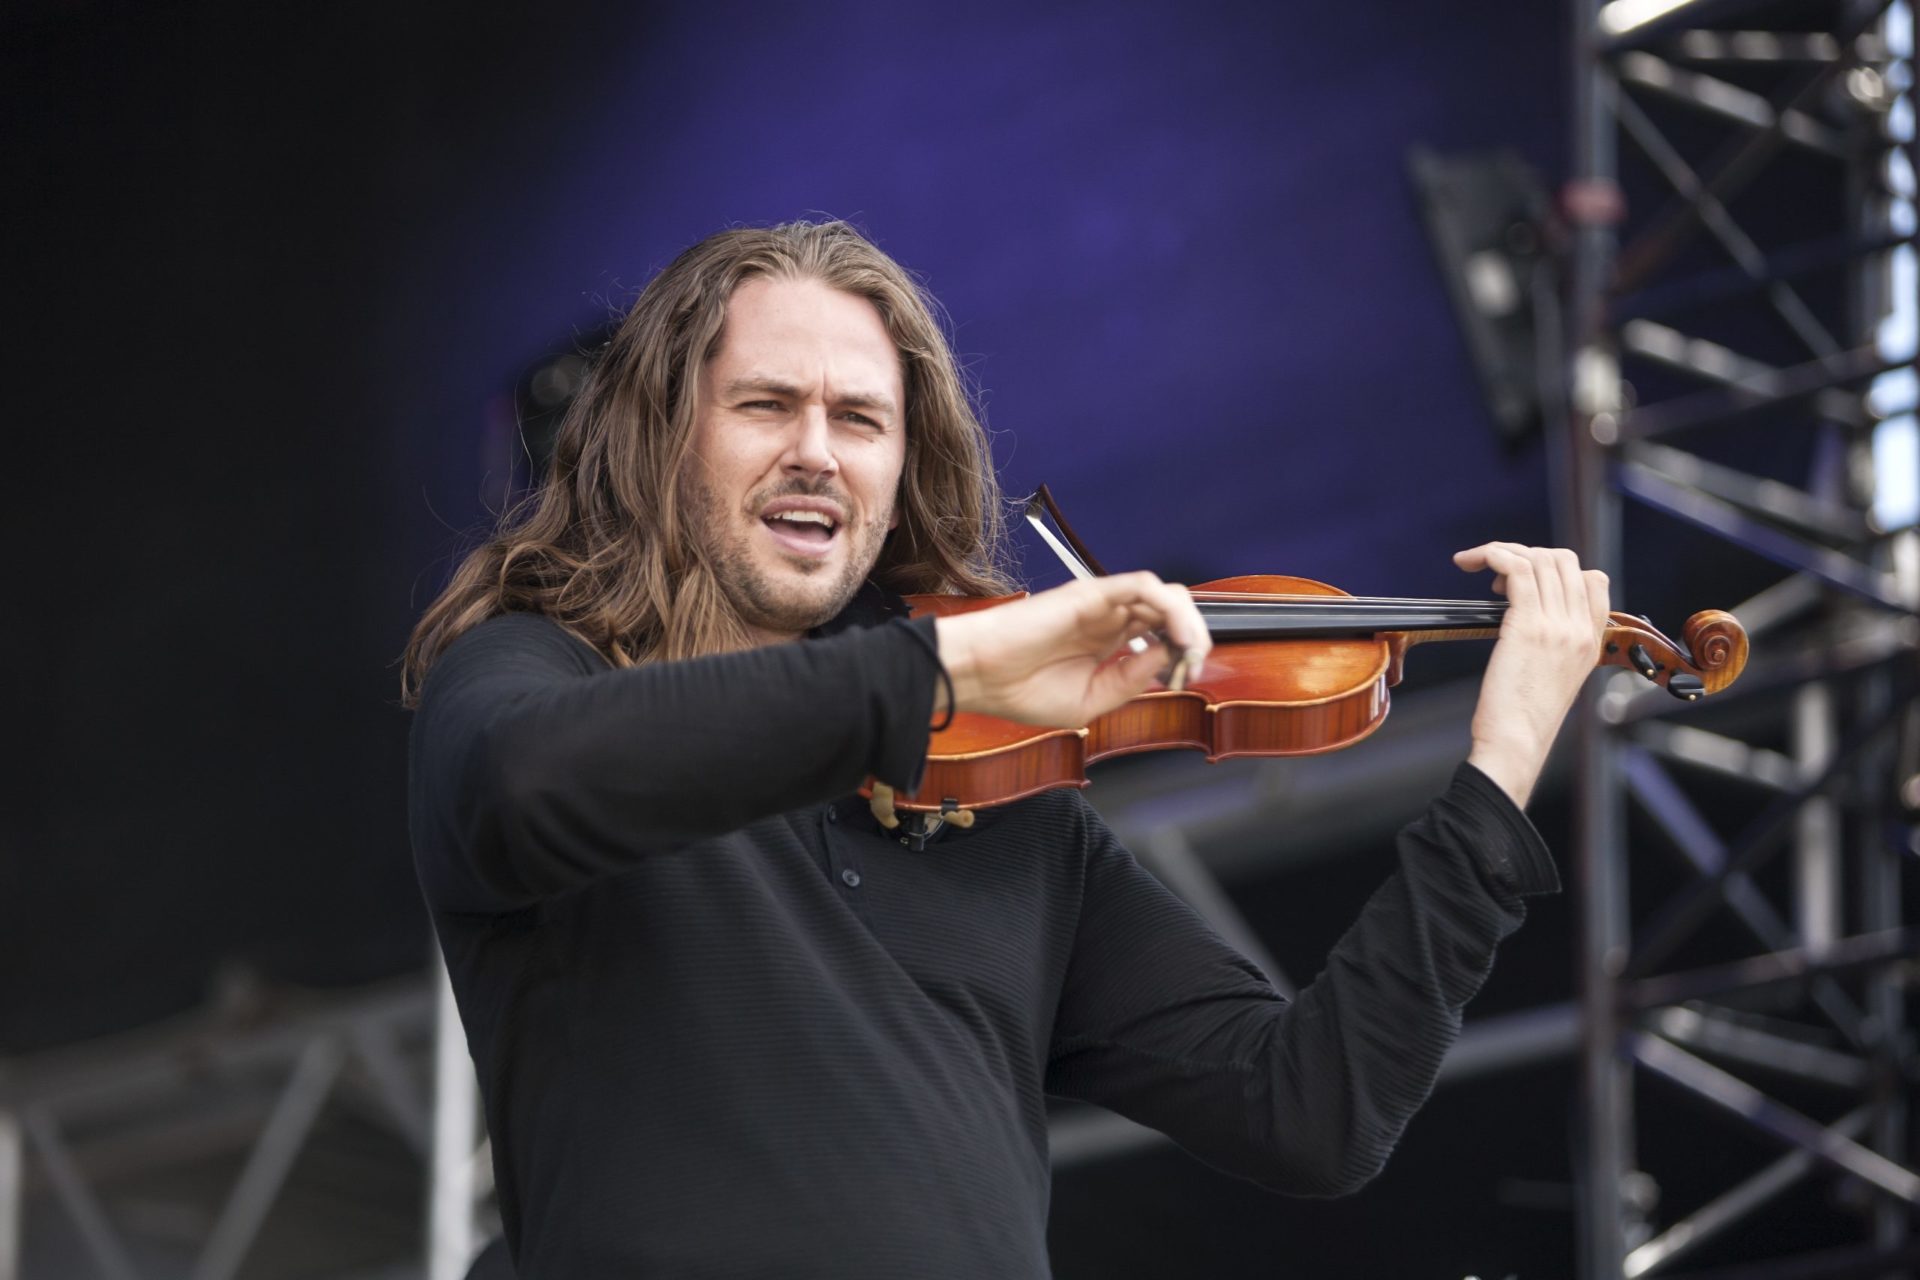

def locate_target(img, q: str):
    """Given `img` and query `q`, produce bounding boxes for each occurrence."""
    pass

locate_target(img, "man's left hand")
[1452,542,1611,809]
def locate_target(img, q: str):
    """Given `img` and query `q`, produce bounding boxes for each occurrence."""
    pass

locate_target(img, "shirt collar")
[807,580,913,638]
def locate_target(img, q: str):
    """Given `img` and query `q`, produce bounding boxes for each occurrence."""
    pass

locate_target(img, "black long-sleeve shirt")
[407,594,1557,1279]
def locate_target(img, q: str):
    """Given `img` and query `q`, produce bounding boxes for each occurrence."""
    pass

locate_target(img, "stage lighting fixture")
[1597,0,1704,38]
[513,324,616,481]
[1408,146,1556,448]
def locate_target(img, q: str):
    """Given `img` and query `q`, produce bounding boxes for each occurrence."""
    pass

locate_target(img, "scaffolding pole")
[1566,2,1918,1277]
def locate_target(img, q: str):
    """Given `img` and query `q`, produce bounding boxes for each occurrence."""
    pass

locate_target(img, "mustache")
[750,478,887,526]
[757,478,848,503]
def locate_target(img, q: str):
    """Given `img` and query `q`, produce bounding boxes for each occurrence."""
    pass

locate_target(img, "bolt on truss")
[1568,1,1919,1277]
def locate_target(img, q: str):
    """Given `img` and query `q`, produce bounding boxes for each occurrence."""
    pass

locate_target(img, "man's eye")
[843,412,880,428]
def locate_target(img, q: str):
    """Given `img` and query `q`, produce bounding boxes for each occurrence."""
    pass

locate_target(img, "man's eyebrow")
[722,376,804,401]
[834,390,898,416]
[722,377,897,417]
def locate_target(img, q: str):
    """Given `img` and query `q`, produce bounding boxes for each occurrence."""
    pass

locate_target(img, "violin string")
[1193,593,1505,606]
[1196,600,1510,614]
[1196,601,1506,611]
[1192,596,1509,632]
[1194,595,1633,620]
[1192,593,1510,607]
[1189,595,1640,630]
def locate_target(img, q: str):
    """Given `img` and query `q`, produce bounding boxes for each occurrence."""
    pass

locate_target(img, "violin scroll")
[1684,610,1749,689]
[1601,609,1748,701]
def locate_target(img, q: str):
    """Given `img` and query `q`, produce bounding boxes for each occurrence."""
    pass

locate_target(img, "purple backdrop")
[391,0,1567,609]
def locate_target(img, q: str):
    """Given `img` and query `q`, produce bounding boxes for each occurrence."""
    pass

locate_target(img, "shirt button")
[826,807,838,824]
[840,868,862,888]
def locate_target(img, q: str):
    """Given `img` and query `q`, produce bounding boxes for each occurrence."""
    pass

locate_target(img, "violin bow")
[1025,485,1110,579]
[1026,485,1207,688]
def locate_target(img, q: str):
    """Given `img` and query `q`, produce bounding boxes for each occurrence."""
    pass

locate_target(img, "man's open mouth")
[760,507,841,555]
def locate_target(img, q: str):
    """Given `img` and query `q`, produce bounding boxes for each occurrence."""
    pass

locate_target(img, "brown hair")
[399,220,1014,707]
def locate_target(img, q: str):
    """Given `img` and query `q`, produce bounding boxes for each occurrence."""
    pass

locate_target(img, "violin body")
[902,575,1397,812]
[884,574,1748,815]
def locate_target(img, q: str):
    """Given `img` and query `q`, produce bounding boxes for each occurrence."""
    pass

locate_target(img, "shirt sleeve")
[407,612,942,914]
[1043,761,1556,1197]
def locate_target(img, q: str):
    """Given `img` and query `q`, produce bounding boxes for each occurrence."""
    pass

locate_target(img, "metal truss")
[1567,1,1919,1277]
[0,969,490,1280]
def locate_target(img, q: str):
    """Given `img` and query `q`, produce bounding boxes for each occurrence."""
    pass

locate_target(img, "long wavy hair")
[400,221,1014,707]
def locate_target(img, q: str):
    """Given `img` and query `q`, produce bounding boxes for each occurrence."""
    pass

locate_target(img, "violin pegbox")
[1600,609,1748,700]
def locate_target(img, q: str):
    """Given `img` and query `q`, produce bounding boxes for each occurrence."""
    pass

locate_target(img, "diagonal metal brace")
[1625,1106,1874,1276]
[1611,0,1897,292]
[1632,1033,1920,1203]
[190,1035,345,1280]
[1623,928,1920,1011]
[1627,691,1911,976]
[1621,345,1902,439]
[20,1106,141,1280]
[1616,462,1908,610]
[1622,743,1871,1046]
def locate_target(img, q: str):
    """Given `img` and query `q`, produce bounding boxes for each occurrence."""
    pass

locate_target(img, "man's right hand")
[932,573,1212,729]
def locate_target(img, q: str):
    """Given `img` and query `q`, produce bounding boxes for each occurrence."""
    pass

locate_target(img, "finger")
[1122,600,1169,639]
[1144,578,1210,663]
[1551,548,1585,625]
[1071,580,1150,647]
[1159,582,1211,680]
[1459,542,1540,615]
[1525,546,1567,619]
[1584,567,1611,632]
[1452,545,1491,571]
[1086,641,1172,714]
[1097,573,1211,677]
[1078,583,1165,660]
[1118,602,1175,660]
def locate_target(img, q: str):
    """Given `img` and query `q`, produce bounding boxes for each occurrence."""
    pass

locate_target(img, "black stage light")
[1408,146,1556,448]
[514,323,618,483]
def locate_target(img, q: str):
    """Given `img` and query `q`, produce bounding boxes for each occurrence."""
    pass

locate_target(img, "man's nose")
[782,405,838,478]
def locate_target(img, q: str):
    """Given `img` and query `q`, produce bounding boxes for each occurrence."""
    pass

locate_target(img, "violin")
[867,488,1749,823]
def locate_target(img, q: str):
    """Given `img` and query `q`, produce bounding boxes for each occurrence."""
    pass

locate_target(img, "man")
[403,220,1606,1278]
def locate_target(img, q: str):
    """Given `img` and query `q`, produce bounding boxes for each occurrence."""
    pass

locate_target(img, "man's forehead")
[706,278,903,404]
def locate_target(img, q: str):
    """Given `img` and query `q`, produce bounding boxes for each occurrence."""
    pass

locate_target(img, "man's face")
[684,276,907,644]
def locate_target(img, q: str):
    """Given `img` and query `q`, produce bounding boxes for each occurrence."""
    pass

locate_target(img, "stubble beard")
[683,471,890,639]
